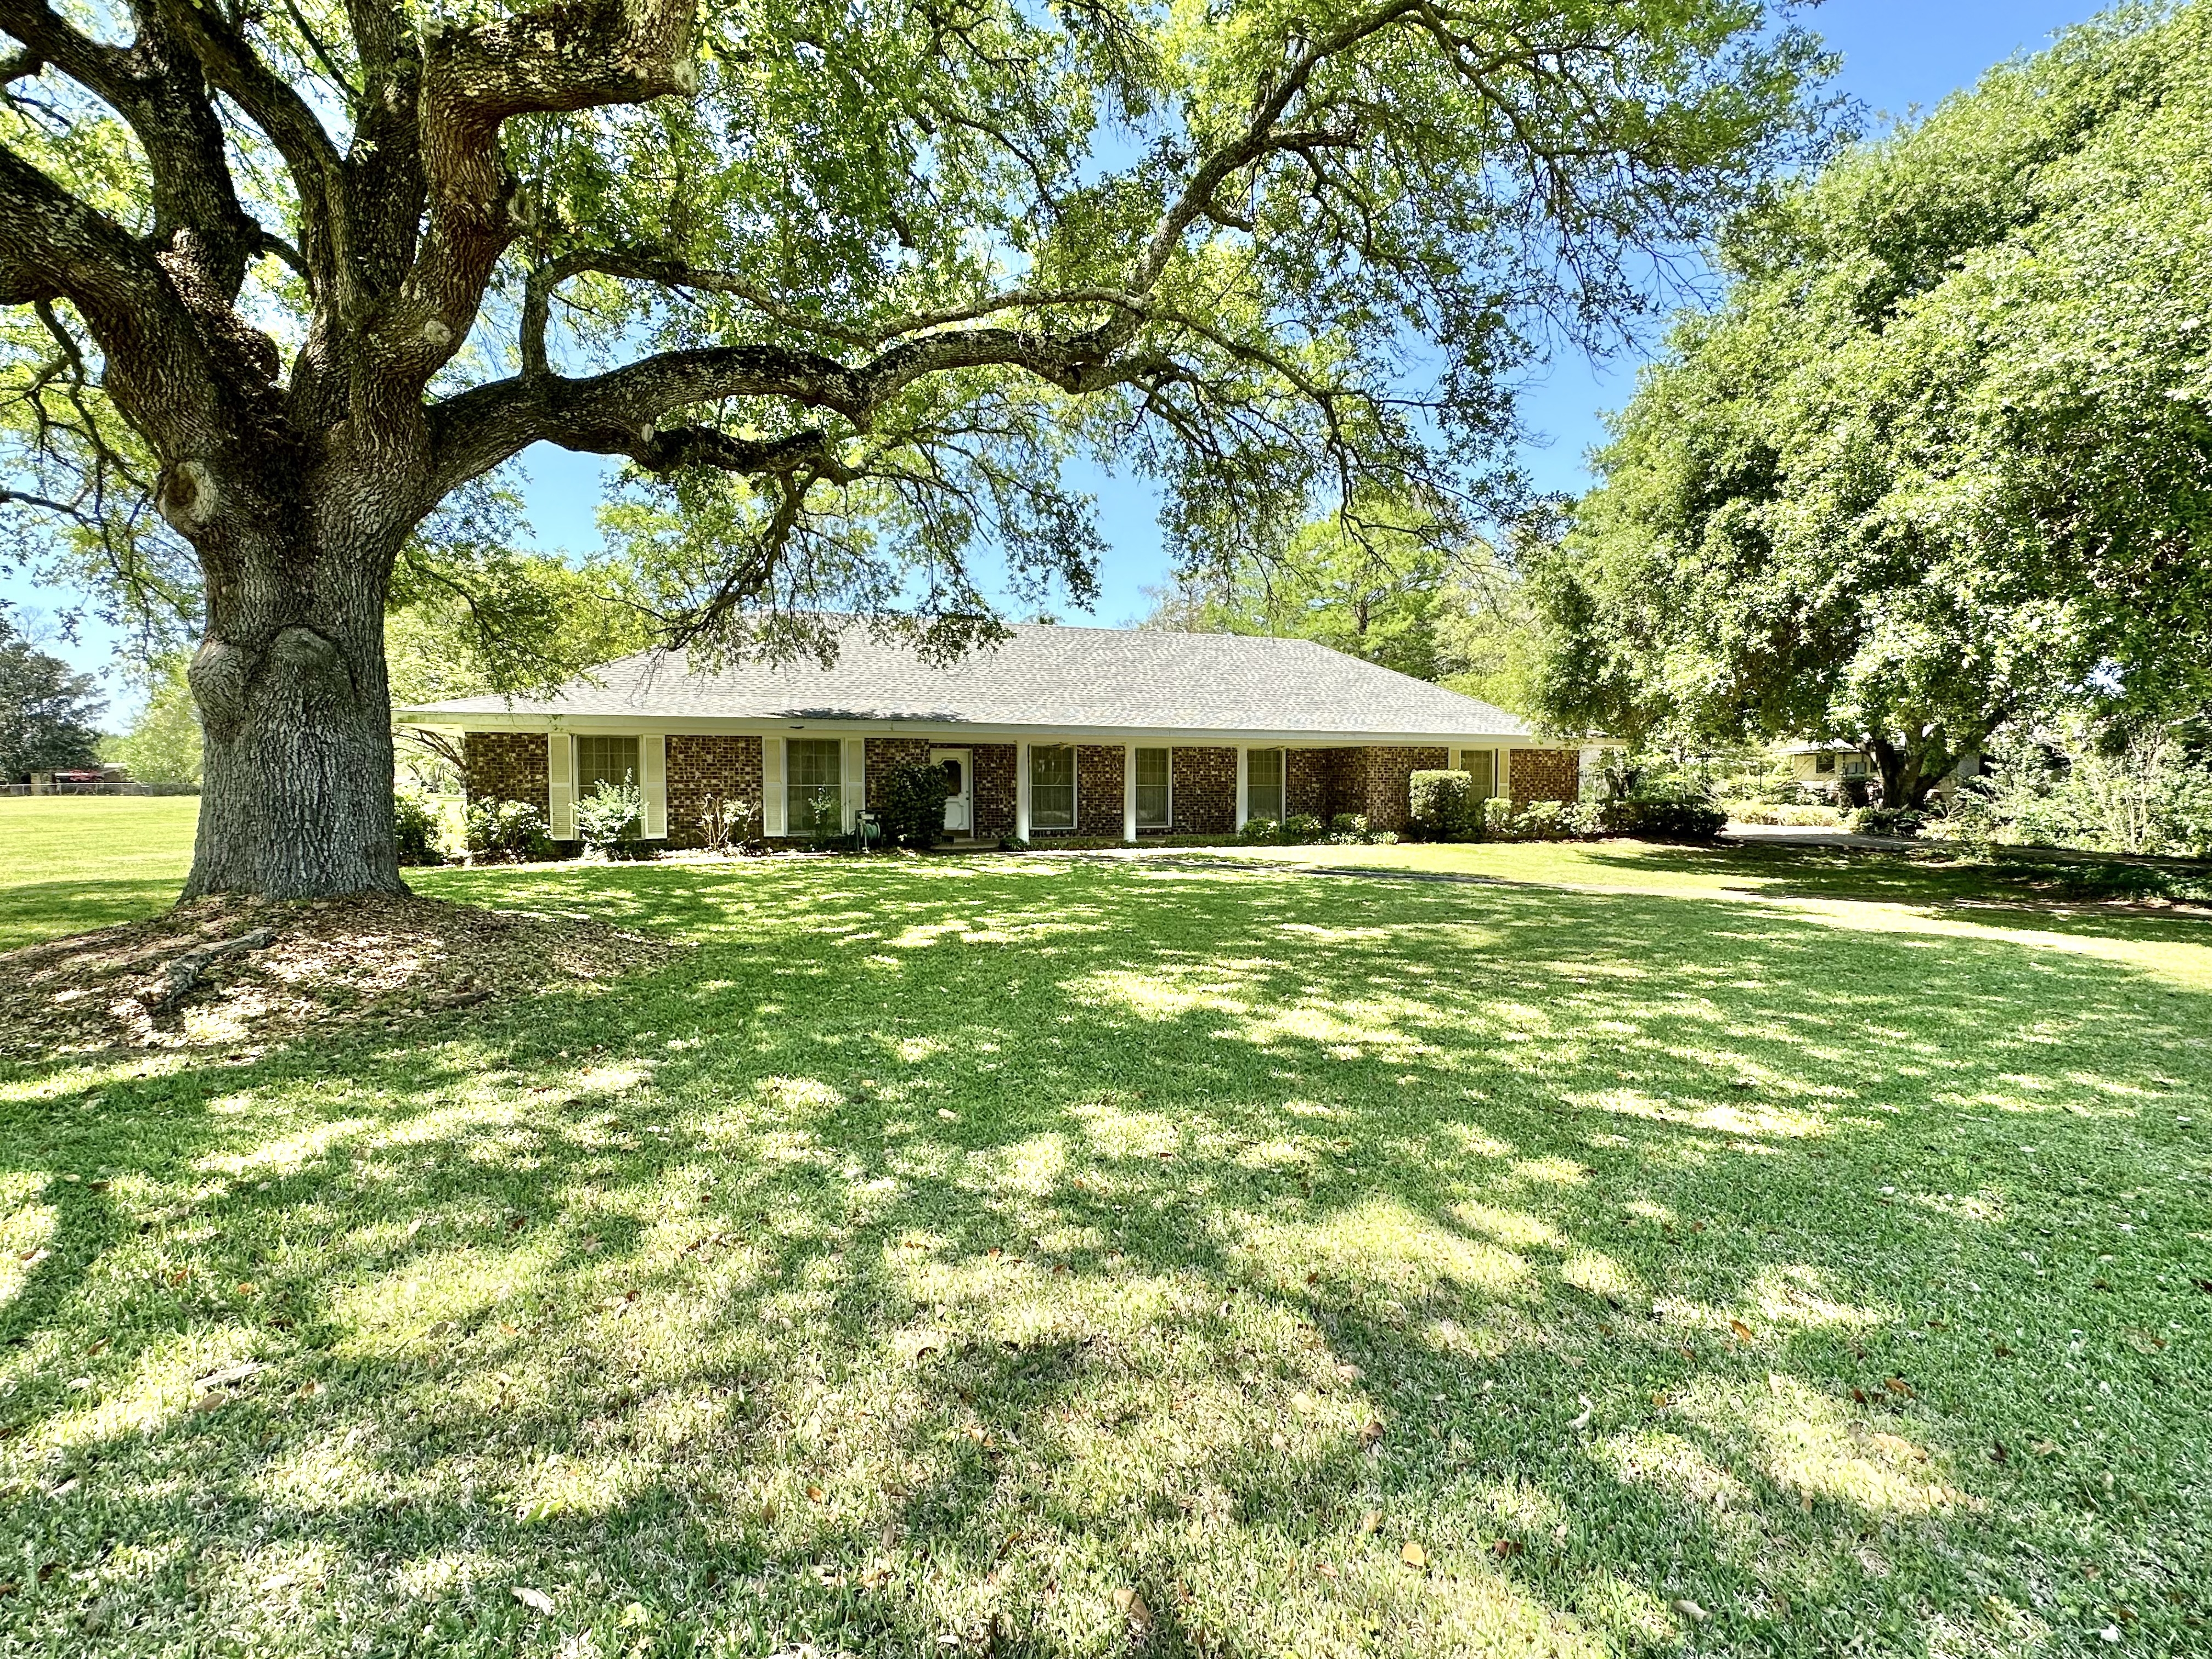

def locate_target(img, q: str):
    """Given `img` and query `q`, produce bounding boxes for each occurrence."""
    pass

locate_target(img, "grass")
[3,808,2209,1656]
[0,798,199,951]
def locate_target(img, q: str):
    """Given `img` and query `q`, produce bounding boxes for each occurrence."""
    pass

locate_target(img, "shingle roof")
[401,623,1532,741]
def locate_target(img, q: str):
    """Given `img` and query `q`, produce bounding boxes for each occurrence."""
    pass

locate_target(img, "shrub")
[1601,799,1727,840]
[1480,795,1514,837]
[1407,770,1474,840]
[698,793,760,853]
[1950,729,2212,859]
[1848,805,1927,837]
[1512,799,1568,839]
[1326,812,1374,844]
[465,798,554,862]
[1239,816,1282,844]
[998,834,1030,851]
[1279,812,1327,845]
[574,777,652,859]
[393,789,446,866]
[1723,802,1844,827]
[877,761,953,850]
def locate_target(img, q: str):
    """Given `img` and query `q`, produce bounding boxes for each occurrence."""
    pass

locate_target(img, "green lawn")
[0,797,199,950]
[3,817,2209,1656]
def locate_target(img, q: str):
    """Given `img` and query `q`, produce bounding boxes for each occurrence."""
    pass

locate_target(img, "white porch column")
[1235,744,1250,829]
[1015,741,1031,841]
[1498,746,1513,805]
[1122,743,1137,843]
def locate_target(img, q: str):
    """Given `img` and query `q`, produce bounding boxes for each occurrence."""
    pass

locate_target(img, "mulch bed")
[0,894,681,1060]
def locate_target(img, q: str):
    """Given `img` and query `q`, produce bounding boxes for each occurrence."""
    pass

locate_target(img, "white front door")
[932,749,973,834]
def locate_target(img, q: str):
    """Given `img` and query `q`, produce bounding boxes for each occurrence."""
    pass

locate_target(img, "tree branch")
[399,0,698,376]
[0,0,264,304]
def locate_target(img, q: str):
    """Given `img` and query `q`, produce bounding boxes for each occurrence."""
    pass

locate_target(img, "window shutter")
[640,733,667,838]
[841,736,866,831]
[548,732,574,839]
[762,737,786,837]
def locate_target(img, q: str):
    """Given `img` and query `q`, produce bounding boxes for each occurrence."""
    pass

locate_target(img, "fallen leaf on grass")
[1672,1598,1709,1624]
[1400,1542,1427,1569]
[805,1485,825,1504]
[1314,1562,1339,1580]
[1359,1418,1385,1448]
[511,1587,554,1614]
[1884,1376,1915,1398]
[1491,1539,1523,1560]
[1112,1587,1154,1633]
[17,1248,50,1266]
[1729,1319,1754,1342]
[194,1361,264,1392]
[1357,1510,1382,1538]
[1991,1442,2008,1462]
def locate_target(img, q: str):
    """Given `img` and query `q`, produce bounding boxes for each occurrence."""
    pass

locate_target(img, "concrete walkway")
[1720,822,1928,852]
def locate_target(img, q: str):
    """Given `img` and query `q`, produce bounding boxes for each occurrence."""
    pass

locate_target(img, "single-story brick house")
[398,624,1585,847]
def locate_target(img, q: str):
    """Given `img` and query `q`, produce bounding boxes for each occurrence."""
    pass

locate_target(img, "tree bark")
[182,507,408,899]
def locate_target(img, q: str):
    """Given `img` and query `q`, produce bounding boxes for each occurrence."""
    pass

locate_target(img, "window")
[1246,747,1285,823]
[1029,744,1076,829]
[787,738,843,836]
[575,735,640,792]
[1815,753,1837,776]
[1842,755,1869,778]
[1455,749,1496,801]
[1134,747,1171,828]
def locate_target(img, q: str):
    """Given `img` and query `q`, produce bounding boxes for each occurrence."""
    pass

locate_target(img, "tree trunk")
[182,508,409,900]
[1867,732,1951,812]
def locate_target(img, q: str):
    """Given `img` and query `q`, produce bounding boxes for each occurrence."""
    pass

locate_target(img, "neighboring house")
[398,624,1586,847]
[1786,742,1874,794]
[1784,742,1984,801]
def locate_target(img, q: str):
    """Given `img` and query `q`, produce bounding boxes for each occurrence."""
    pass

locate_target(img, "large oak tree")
[0,0,1825,896]
[1530,3,2212,807]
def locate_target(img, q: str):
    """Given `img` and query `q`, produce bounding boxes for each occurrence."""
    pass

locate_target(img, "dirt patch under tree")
[0,894,679,1059]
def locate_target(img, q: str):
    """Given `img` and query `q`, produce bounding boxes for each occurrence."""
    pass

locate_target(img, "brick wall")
[1509,747,1581,806]
[1293,748,1393,823]
[1346,745,1448,832]
[667,734,763,848]
[1076,744,1126,837]
[862,736,936,805]
[1173,746,1238,833]
[465,732,548,818]
[972,742,1017,839]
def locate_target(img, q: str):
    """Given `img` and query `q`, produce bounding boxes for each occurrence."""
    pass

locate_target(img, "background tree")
[101,651,202,784]
[1531,2,2212,808]
[1146,504,1543,708]
[0,0,1831,898]
[0,606,103,780]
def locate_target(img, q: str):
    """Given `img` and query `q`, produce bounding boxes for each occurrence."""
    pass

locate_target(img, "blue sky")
[5,0,2101,705]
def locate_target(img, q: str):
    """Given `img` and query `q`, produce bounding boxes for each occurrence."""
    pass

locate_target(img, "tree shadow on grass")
[1,860,2207,1656]
[1575,840,2212,939]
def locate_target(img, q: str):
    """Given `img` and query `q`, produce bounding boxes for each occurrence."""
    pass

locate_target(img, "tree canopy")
[1144,503,1543,708]
[0,0,1832,893]
[1530,1,2212,805]
[0,607,103,779]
